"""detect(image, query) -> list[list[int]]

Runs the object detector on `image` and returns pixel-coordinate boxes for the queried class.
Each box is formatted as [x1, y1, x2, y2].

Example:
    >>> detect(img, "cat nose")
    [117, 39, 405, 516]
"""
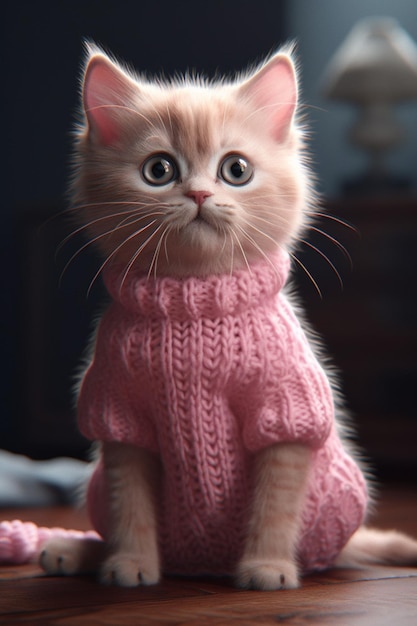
[186, 190, 213, 207]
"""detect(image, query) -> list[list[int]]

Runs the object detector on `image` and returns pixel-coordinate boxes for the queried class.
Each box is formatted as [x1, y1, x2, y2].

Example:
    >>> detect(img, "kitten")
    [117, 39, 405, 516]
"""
[40, 44, 417, 590]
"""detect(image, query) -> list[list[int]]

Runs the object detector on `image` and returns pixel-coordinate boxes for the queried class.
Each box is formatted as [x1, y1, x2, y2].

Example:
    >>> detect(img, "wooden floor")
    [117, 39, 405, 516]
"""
[1, 485, 417, 625]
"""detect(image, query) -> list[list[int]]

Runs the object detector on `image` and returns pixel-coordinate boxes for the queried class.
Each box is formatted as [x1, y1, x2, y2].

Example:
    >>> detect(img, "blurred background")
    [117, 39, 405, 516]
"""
[2, 0, 417, 488]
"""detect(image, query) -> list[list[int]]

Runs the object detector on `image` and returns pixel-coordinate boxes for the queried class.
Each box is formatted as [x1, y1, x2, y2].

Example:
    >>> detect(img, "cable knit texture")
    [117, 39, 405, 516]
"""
[78, 250, 368, 575]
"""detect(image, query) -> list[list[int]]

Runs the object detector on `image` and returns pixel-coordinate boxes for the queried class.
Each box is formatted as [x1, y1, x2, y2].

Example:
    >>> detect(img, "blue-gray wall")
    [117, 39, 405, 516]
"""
[287, 0, 417, 196]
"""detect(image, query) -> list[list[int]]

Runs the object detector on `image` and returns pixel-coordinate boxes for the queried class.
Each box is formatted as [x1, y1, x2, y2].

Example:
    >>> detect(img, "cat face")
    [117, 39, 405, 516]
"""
[71, 45, 309, 277]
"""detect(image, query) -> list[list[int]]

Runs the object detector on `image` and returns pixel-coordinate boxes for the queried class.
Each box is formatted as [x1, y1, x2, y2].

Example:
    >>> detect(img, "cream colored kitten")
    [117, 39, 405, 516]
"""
[40, 44, 417, 590]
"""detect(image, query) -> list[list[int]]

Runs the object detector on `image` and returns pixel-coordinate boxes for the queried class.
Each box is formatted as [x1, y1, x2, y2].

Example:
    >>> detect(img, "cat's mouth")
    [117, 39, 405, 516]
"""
[180, 210, 224, 249]
[192, 214, 210, 226]
[189, 208, 217, 231]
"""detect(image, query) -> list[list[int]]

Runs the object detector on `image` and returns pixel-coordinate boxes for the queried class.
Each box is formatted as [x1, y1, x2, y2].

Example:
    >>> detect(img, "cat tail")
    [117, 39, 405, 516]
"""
[0, 519, 102, 565]
[335, 526, 417, 568]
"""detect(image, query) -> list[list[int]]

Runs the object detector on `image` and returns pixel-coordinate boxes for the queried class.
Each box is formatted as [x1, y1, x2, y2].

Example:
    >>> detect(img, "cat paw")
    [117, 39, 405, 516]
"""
[99, 552, 160, 587]
[236, 557, 300, 591]
[40, 537, 104, 576]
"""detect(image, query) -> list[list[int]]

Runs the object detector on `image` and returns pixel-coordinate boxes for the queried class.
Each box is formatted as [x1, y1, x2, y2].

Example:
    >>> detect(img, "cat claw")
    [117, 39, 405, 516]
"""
[40, 538, 85, 575]
[99, 552, 160, 587]
[236, 557, 300, 591]
[40, 537, 105, 576]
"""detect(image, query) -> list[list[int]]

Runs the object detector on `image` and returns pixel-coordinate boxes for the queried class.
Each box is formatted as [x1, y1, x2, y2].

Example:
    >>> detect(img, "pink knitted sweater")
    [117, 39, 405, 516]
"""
[79, 251, 367, 576]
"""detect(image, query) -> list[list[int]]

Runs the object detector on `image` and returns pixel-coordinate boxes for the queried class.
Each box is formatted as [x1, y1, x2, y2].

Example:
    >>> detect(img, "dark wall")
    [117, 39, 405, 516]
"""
[5, 0, 288, 210]
[3, 1, 288, 457]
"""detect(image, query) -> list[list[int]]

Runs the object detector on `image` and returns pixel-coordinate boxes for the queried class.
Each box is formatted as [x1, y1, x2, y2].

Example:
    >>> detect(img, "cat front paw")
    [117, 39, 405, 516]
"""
[100, 551, 160, 587]
[236, 557, 300, 590]
[40, 537, 104, 576]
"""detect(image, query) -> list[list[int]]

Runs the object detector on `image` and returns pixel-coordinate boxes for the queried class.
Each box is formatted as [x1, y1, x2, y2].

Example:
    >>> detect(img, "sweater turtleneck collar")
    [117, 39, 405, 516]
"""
[103, 250, 290, 321]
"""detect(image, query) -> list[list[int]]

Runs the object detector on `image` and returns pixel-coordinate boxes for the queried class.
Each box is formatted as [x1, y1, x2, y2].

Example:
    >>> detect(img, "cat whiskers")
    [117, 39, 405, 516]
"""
[236, 215, 323, 297]
[311, 212, 359, 270]
[231, 229, 252, 275]
[219, 224, 231, 259]
[252, 213, 345, 290]
[40, 199, 152, 231]
[56, 203, 163, 257]
[287, 251, 323, 299]
[147, 223, 173, 279]
[54, 196, 167, 235]
[309, 225, 353, 270]
[248, 206, 356, 293]
[86, 219, 161, 297]
[300, 211, 359, 292]
[298, 238, 343, 289]
[233, 222, 281, 278]
[250, 193, 298, 203]
[59, 209, 164, 291]
[229, 228, 235, 278]
[58, 227, 117, 288]
[313, 212, 358, 234]
[118, 221, 167, 291]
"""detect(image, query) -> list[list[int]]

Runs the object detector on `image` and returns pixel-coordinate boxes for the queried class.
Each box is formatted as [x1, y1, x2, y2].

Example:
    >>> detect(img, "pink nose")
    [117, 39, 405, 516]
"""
[186, 190, 213, 207]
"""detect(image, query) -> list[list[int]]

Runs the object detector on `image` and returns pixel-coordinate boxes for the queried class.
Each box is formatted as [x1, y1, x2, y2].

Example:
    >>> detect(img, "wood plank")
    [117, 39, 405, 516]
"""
[1, 487, 416, 625]
[1, 577, 416, 626]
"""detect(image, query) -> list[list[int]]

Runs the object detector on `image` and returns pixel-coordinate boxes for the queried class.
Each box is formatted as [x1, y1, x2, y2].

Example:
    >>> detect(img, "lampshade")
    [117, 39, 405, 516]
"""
[322, 17, 417, 103]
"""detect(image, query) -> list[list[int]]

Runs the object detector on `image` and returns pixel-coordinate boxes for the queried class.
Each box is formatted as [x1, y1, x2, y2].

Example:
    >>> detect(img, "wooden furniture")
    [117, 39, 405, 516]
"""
[293, 194, 417, 479]
[13, 206, 101, 459]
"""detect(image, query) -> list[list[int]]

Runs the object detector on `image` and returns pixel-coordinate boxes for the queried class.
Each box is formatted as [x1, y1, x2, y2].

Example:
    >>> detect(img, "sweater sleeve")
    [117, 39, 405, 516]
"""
[77, 305, 158, 452]
[242, 297, 334, 452]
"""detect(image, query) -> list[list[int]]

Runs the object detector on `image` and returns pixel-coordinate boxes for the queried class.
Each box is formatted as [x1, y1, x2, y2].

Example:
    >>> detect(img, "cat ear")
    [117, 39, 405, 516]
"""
[237, 53, 297, 142]
[83, 51, 137, 145]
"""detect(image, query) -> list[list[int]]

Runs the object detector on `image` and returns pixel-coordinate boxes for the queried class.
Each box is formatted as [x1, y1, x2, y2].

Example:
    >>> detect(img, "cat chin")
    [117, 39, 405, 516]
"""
[176, 219, 224, 251]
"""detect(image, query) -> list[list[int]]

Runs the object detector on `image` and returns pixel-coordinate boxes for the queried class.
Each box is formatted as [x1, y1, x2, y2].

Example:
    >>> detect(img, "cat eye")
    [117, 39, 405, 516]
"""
[141, 154, 179, 186]
[219, 155, 253, 186]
